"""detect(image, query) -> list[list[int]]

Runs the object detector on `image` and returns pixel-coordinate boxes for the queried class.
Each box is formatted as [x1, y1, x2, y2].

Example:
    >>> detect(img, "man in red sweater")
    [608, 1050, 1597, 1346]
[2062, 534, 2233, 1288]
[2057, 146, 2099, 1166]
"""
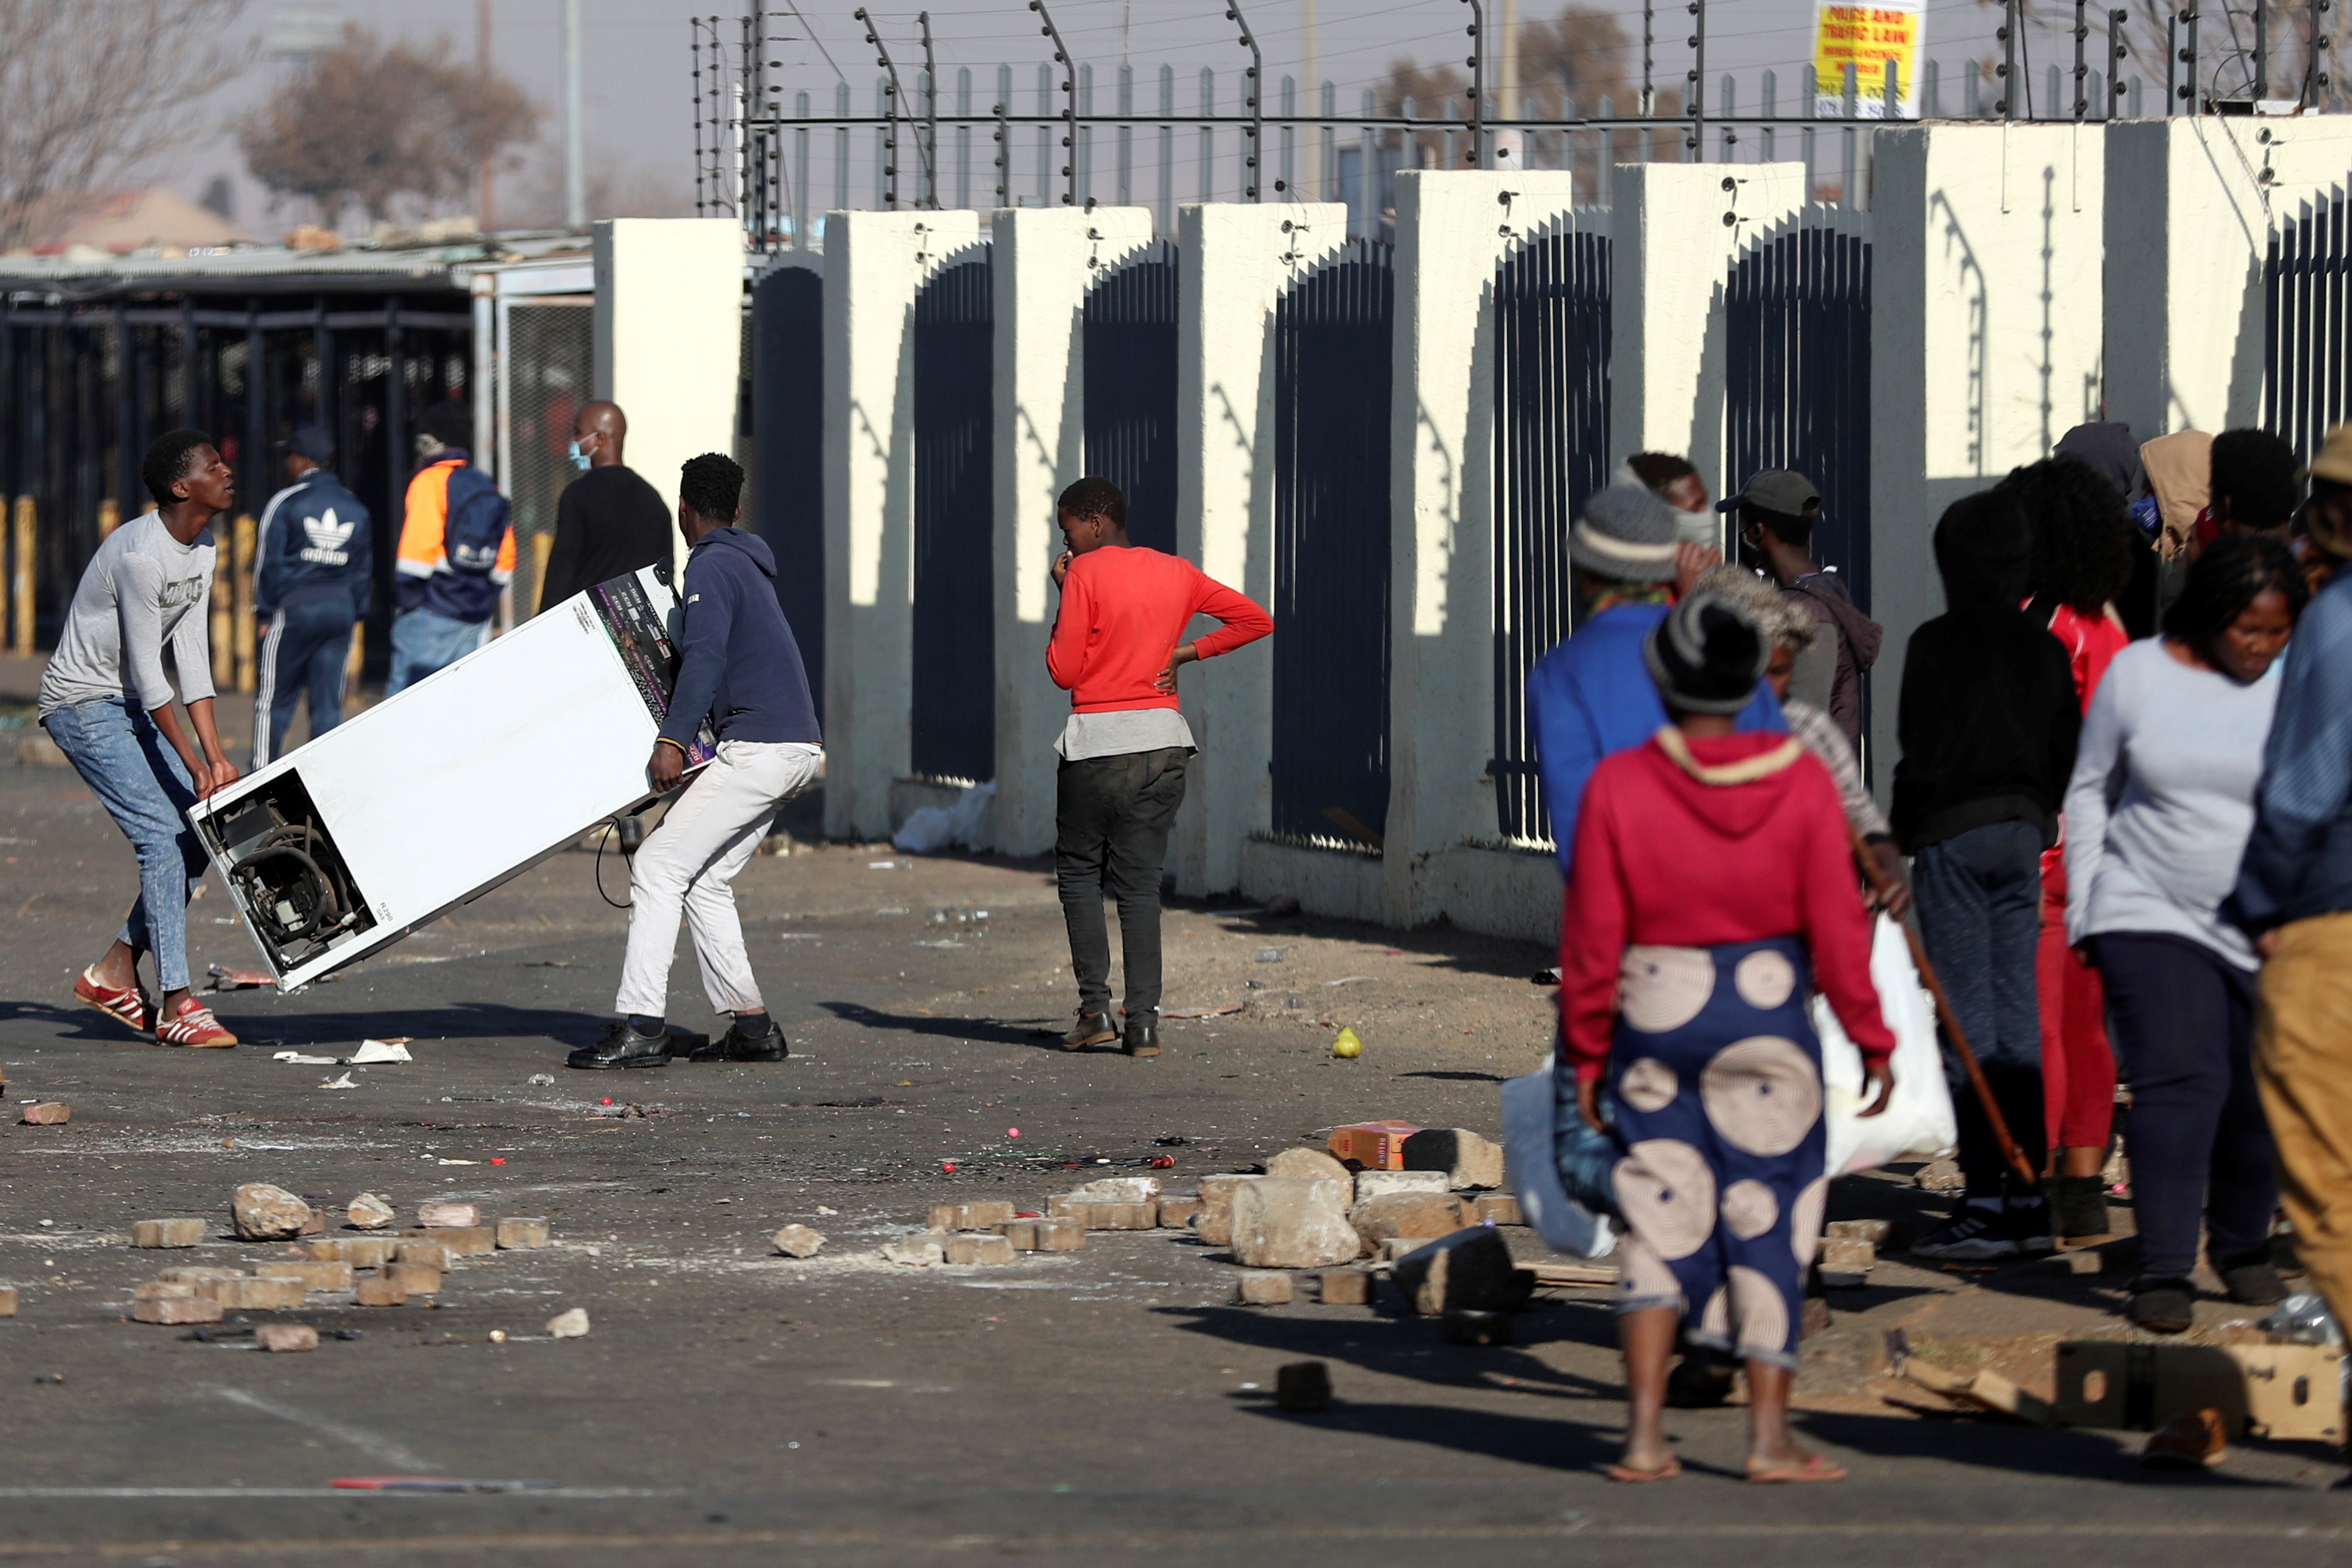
[1046, 477, 1273, 1057]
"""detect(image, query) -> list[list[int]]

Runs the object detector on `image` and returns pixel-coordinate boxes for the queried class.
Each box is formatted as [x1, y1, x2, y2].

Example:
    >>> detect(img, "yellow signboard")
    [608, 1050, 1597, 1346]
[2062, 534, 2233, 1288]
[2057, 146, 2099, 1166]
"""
[1813, 1, 1926, 118]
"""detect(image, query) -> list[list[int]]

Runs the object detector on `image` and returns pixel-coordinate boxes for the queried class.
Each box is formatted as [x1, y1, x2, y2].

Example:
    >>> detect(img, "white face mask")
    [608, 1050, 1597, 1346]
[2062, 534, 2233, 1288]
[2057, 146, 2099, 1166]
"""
[566, 439, 592, 472]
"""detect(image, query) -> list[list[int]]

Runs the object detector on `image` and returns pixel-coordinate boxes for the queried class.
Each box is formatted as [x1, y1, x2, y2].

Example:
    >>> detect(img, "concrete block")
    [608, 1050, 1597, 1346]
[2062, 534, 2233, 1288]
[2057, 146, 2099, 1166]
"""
[347, 1192, 396, 1230]
[1442, 1309, 1514, 1345]
[1235, 1270, 1294, 1304]
[1348, 1192, 1475, 1250]
[206, 1277, 306, 1311]
[386, 1263, 442, 1294]
[1267, 1147, 1351, 1184]
[944, 1231, 1015, 1265]
[1316, 1267, 1374, 1306]
[1825, 1219, 1892, 1247]
[1818, 1236, 1875, 1288]
[256, 1324, 318, 1353]
[230, 1183, 310, 1241]
[1053, 1177, 1161, 1206]
[546, 1306, 590, 1338]
[256, 1262, 352, 1291]
[134, 1295, 222, 1324]
[0, 1285, 14, 1316]
[353, 1276, 407, 1307]
[395, 1241, 452, 1272]
[1066, 1201, 1157, 1230]
[1474, 1194, 1524, 1227]
[131, 1218, 206, 1248]
[133, 1280, 198, 1300]
[18, 1101, 68, 1125]
[771, 1224, 826, 1258]
[883, 1234, 948, 1266]
[412, 1226, 494, 1257]
[301, 1208, 325, 1235]
[1276, 1359, 1331, 1411]
[1230, 1179, 1361, 1270]
[496, 1218, 551, 1250]
[1353, 1170, 1451, 1203]
[1392, 1228, 1535, 1317]
[1002, 1219, 1039, 1251]
[332, 1238, 398, 1269]
[1034, 1218, 1085, 1252]
[416, 1201, 481, 1229]
[1155, 1195, 1202, 1228]
[158, 1265, 244, 1282]
[1402, 1128, 1505, 1190]
[1191, 1174, 1262, 1247]
[929, 1201, 1016, 1232]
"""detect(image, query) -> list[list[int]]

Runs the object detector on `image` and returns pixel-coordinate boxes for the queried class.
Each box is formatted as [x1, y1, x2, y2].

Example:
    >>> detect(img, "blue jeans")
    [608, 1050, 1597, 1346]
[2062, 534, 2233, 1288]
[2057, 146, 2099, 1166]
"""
[41, 698, 207, 992]
[1912, 819, 2047, 1192]
[254, 598, 355, 769]
[384, 608, 488, 696]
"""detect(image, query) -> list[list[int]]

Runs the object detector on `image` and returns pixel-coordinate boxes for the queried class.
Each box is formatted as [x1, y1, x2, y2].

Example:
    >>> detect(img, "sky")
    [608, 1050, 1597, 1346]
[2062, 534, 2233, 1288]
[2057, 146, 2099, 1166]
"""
[163, 1, 2252, 233]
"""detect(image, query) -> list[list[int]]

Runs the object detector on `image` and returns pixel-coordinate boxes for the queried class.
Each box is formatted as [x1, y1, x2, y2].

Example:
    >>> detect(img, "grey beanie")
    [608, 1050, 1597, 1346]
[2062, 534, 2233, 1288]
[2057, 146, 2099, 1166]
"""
[1642, 590, 1769, 715]
[1568, 481, 1686, 583]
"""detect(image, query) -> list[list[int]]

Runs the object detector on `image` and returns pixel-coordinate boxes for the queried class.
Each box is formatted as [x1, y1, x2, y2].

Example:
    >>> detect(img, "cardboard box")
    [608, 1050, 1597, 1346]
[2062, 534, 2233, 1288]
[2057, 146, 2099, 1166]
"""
[2052, 1339, 2343, 1441]
[1326, 1122, 1423, 1171]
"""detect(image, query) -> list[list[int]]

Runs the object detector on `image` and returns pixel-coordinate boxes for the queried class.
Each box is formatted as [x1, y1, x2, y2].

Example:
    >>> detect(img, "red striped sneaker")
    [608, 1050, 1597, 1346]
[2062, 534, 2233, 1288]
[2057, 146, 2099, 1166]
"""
[154, 996, 237, 1048]
[73, 968, 153, 1036]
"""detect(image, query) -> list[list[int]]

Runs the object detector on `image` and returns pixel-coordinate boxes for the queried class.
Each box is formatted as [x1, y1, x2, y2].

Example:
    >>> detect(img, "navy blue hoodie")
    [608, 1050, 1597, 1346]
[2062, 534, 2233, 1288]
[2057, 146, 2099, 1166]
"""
[660, 526, 821, 749]
[253, 469, 372, 620]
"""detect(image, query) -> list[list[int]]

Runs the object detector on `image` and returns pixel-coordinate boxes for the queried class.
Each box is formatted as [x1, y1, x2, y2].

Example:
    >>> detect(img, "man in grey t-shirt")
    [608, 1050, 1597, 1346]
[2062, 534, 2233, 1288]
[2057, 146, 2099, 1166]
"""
[37, 430, 243, 1048]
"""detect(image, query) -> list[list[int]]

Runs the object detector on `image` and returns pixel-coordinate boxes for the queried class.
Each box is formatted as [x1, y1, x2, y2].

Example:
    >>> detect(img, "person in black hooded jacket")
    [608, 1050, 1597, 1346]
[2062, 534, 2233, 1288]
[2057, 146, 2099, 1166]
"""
[1895, 488, 2080, 1263]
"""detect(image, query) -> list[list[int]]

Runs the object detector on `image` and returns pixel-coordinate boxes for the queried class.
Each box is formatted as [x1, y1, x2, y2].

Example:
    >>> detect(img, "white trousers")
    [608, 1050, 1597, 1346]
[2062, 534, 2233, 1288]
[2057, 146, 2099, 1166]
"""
[614, 739, 823, 1019]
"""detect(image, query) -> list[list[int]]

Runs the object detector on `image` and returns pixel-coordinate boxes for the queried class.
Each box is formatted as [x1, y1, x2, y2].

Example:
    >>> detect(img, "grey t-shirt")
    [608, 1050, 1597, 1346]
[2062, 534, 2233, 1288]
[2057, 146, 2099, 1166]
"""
[36, 511, 217, 717]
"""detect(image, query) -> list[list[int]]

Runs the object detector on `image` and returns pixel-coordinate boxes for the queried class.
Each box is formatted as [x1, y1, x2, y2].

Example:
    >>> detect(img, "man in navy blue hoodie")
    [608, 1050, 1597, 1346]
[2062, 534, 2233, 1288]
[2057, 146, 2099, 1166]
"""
[251, 424, 371, 769]
[572, 453, 823, 1070]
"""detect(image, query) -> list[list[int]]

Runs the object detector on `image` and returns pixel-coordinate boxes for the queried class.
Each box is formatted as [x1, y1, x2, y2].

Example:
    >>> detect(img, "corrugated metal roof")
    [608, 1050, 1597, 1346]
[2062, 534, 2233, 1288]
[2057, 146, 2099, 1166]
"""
[0, 234, 592, 300]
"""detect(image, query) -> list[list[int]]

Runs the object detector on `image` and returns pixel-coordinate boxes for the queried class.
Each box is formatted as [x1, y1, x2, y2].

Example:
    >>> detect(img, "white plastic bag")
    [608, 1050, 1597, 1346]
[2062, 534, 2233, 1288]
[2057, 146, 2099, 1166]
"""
[1814, 914, 1958, 1176]
[892, 780, 996, 853]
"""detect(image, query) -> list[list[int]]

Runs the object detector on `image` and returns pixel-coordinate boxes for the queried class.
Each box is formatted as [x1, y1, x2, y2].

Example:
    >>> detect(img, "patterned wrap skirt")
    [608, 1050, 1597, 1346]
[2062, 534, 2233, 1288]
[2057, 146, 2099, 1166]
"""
[1607, 934, 1828, 1370]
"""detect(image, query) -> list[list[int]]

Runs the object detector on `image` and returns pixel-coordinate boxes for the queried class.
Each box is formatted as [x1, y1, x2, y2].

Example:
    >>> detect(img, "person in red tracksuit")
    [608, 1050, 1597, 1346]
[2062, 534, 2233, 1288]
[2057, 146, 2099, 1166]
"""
[1044, 476, 1271, 1059]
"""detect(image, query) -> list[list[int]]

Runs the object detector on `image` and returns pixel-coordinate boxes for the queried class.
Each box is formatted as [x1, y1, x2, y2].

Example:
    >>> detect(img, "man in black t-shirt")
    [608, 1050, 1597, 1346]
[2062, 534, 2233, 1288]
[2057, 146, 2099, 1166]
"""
[536, 400, 672, 610]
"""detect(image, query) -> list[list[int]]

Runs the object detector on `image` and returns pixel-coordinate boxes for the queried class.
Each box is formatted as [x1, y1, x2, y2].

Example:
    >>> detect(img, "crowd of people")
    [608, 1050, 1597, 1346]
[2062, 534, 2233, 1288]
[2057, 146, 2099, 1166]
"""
[25, 380, 2352, 1485]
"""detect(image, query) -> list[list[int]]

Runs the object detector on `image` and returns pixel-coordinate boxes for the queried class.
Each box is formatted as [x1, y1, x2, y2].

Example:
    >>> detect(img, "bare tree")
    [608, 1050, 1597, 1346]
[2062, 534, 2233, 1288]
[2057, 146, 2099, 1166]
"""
[1981, 1, 2343, 113]
[237, 28, 539, 229]
[0, 0, 251, 253]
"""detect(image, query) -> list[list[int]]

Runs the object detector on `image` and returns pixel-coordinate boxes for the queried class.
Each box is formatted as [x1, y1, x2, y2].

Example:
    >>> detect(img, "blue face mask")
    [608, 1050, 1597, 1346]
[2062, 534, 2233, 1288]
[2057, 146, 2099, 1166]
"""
[566, 439, 591, 472]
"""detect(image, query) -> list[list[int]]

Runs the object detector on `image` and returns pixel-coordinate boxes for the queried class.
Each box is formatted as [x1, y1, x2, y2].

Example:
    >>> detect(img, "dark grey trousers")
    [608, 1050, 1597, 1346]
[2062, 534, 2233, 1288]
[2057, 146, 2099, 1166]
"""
[1055, 747, 1190, 1019]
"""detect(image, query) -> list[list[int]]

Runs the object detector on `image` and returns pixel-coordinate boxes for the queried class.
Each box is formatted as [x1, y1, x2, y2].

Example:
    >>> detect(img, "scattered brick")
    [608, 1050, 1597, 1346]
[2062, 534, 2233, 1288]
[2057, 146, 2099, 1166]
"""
[131, 1218, 206, 1248]
[1316, 1267, 1374, 1306]
[1235, 1270, 1294, 1305]
[1155, 1194, 1202, 1229]
[928, 1201, 1015, 1232]
[496, 1218, 551, 1250]
[353, 1277, 406, 1307]
[301, 1208, 325, 1235]
[771, 1224, 826, 1258]
[395, 1241, 452, 1272]
[1392, 1228, 1534, 1316]
[883, 1234, 946, 1266]
[133, 1280, 198, 1300]
[1051, 1177, 1159, 1206]
[158, 1266, 245, 1282]
[546, 1307, 590, 1338]
[1034, 1218, 1085, 1252]
[1230, 1179, 1360, 1269]
[346, 1193, 396, 1230]
[255, 1324, 318, 1353]
[1276, 1360, 1331, 1411]
[1265, 1148, 1350, 1184]
[332, 1238, 398, 1269]
[1349, 1192, 1475, 1250]
[1474, 1194, 1525, 1227]
[207, 1277, 306, 1311]
[257, 1262, 352, 1291]
[18, 1102, 68, 1125]
[1066, 1200, 1157, 1230]
[1402, 1128, 1505, 1190]
[1191, 1174, 1262, 1247]
[1825, 1219, 1893, 1247]
[386, 1263, 442, 1295]
[134, 1295, 222, 1324]
[0, 1286, 16, 1316]
[944, 1231, 1014, 1265]
[416, 1201, 481, 1229]
[1818, 1236, 1875, 1289]
[1002, 1219, 1040, 1250]
[231, 1183, 311, 1241]
[1353, 1170, 1451, 1203]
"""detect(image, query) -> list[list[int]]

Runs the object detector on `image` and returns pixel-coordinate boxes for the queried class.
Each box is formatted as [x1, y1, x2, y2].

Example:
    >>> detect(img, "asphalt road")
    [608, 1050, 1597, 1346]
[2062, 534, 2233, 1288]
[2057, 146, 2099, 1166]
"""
[0, 755, 2346, 1566]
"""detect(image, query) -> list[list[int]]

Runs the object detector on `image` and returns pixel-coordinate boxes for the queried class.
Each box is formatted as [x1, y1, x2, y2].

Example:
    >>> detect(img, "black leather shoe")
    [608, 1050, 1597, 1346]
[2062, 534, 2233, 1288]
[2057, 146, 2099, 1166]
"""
[2218, 1257, 2288, 1307]
[1061, 1012, 1116, 1051]
[568, 1019, 671, 1070]
[691, 1017, 788, 1062]
[2127, 1276, 2198, 1334]
[1123, 1012, 1160, 1058]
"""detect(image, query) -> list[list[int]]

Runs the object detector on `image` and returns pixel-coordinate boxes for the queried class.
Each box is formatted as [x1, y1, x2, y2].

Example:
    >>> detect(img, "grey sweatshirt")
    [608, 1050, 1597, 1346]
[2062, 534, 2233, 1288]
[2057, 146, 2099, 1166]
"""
[36, 511, 218, 718]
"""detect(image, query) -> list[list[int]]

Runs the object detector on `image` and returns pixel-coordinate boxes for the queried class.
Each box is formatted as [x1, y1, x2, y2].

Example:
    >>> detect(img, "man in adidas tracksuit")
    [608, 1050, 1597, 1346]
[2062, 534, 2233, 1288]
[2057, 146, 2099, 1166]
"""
[251, 424, 371, 769]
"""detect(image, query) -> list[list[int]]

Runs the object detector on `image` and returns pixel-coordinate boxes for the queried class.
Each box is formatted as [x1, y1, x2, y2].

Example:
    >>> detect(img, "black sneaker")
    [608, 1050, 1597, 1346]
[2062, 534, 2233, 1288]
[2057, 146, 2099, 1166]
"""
[2005, 1200, 2057, 1257]
[2127, 1276, 2198, 1334]
[690, 1017, 789, 1062]
[1123, 1012, 1160, 1058]
[1909, 1207, 2019, 1262]
[568, 1018, 671, 1071]
[2218, 1257, 2288, 1307]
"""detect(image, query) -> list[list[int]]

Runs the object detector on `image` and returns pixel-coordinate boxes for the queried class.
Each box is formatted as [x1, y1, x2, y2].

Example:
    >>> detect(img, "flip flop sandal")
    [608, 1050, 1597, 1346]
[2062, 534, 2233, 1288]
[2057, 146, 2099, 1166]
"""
[74, 968, 153, 1035]
[1746, 1454, 1848, 1484]
[1605, 1457, 1683, 1483]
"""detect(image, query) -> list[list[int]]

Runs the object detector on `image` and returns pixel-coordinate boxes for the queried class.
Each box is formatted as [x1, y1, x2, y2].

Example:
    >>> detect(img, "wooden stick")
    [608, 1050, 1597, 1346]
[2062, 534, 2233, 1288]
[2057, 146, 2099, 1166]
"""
[1848, 826, 2039, 1187]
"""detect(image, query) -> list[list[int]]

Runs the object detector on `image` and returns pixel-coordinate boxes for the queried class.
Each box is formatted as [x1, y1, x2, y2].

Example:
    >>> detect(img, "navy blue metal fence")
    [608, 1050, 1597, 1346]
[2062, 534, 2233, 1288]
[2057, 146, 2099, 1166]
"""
[2265, 192, 2349, 467]
[1082, 241, 1179, 553]
[911, 251, 995, 784]
[1722, 216, 1873, 612]
[1271, 239, 1394, 850]
[752, 264, 825, 719]
[1490, 225, 1612, 844]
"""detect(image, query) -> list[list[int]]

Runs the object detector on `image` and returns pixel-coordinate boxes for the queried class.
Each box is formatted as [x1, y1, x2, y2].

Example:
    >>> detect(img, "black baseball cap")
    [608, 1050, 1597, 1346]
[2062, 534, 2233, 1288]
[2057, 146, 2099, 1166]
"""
[275, 424, 334, 463]
[1716, 469, 1821, 516]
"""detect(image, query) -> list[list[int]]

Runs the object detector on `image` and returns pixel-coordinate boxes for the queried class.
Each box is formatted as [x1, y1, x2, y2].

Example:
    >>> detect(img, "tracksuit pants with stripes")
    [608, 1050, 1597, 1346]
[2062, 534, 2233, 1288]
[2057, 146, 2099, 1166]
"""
[252, 597, 357, 770]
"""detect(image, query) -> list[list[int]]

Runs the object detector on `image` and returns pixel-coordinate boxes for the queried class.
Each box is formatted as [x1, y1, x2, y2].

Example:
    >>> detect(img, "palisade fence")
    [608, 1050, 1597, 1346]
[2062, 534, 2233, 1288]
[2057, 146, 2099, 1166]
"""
[909, 246, 997, 786]
[752, 263, 825, 718]
[688, 0, 2286, 254]
[1489, 214, 1612, 846]
[1081, 239, 1180, 555]
[1270, 239, 1395, 852]
[2265, 185, 2352, 465]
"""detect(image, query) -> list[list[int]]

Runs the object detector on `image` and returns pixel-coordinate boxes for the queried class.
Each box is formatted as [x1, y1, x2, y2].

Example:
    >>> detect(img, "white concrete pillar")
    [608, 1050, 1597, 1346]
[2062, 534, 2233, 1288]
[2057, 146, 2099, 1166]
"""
[989, 207, 1158, 858]
[591, 219, 746, 580]
[1168, 202, 1346, 895]
[2104, 117, 2352, 440]
[1380, 169, 1583, 929]
[820, 209, 985, 841]
[1605, 162, 1807, 491]
[1869, 124, 2106, 791]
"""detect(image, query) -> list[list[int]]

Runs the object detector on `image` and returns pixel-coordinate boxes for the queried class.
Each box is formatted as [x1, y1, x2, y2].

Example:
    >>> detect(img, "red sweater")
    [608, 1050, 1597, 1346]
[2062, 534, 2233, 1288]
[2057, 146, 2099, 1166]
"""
[1046, 546, 1272, 711]
[1562, 730, 1894, 1084]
